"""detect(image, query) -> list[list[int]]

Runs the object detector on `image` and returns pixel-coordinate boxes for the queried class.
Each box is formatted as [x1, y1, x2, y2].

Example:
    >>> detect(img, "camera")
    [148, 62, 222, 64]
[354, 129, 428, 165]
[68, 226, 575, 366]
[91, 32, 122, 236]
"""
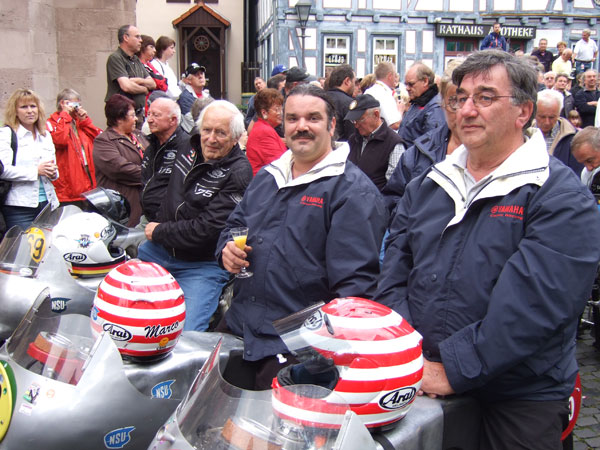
[68, 101, 81, 110]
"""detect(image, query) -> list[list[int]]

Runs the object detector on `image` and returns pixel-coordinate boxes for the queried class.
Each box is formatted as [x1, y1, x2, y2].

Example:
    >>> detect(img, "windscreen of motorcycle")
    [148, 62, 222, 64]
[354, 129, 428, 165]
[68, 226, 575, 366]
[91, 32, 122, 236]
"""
[6, 289, 99, 386]
[0, 205, 83, 277]
[175, 339, 350, 449]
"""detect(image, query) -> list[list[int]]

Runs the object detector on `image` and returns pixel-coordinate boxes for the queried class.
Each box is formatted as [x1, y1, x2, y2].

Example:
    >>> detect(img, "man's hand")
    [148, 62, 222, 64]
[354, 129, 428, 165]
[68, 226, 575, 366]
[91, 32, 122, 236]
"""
[222, 240, 252, 274]
[145, 222, 160, 240]
[418, 359, 455, 398]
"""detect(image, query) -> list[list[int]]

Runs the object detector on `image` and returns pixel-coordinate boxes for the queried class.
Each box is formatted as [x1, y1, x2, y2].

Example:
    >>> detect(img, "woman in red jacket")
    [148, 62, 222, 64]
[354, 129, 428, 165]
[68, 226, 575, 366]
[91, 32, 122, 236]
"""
[245, 88, 286, 176]
[47, 88, 102, 206]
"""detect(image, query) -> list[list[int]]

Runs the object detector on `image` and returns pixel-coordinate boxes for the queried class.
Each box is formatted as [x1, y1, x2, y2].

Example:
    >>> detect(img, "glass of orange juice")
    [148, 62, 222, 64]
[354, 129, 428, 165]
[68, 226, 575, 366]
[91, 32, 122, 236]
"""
[230, 227, 253, 278]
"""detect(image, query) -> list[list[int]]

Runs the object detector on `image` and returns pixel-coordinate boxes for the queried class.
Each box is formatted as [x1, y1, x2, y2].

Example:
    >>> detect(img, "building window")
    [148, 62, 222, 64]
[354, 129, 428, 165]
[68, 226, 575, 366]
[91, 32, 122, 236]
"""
[324, 36, 350, 77]
[444, 39, 476, 56]
[373, 37, 398, 68]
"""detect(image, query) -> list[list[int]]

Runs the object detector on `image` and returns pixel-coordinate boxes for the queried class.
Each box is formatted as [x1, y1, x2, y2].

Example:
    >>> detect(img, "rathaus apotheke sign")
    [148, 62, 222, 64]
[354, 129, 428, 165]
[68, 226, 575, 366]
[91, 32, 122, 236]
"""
[436, 24, 536, 39]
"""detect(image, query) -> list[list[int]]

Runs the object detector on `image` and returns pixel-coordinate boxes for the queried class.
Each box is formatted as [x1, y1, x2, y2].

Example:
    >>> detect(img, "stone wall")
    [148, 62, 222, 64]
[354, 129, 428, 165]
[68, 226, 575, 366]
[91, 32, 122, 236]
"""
[0, 0, 136, 128]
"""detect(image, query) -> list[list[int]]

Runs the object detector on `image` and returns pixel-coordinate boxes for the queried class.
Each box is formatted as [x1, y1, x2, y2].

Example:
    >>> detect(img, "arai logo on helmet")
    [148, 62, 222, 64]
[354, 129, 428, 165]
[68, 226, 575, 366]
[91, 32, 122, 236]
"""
[64, 252, 87, 262]
[379, 387, 417, 410]
[104, 426, 135, 449]
[304, 310, 323, 330]
[103, 323, 133, 341]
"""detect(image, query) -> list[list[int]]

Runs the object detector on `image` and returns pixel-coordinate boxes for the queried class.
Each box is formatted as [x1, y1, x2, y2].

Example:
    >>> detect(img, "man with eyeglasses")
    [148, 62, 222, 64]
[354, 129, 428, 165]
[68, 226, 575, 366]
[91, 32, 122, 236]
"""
[345, 94, 404, 191]
[397, 62, 446, 148]
[105, 25, 156, 127]
[377, 50, 600, 449]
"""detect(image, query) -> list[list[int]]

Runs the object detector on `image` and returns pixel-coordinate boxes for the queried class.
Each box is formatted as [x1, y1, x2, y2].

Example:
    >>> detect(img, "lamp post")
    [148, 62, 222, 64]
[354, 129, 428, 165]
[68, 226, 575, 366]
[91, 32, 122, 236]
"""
[295, 0, 311, 68]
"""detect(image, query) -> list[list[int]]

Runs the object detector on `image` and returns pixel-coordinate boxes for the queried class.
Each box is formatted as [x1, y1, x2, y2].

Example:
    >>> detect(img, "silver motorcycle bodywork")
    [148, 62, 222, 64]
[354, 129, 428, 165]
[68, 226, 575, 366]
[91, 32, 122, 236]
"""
[0, 205, 146, 342]
[0, 291, 244, 450]
[147, 339, 380, 450]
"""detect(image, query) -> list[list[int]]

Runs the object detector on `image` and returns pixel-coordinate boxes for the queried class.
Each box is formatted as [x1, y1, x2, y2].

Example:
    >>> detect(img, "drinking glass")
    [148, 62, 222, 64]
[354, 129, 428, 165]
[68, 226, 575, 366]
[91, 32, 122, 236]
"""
[230, 227, 253, 278]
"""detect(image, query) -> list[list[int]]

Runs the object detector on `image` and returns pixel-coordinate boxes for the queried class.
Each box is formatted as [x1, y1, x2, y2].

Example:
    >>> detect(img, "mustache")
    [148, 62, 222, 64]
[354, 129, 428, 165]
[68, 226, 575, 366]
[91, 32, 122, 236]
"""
[291, 131, 315, 140]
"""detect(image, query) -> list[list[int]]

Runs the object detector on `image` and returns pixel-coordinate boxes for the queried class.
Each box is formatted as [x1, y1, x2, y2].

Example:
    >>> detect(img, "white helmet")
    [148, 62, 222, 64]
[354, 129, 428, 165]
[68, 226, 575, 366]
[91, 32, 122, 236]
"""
[52, 212, 126, 277]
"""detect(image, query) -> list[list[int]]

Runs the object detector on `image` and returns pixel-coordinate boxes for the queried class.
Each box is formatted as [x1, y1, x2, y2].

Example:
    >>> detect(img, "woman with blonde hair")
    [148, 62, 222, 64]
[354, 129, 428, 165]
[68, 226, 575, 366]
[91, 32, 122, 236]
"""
[0, 88, 59, 230]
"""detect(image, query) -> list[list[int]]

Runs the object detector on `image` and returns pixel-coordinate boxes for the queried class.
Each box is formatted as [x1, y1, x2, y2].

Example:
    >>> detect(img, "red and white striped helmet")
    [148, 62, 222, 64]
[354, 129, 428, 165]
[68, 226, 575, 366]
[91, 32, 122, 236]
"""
[91, 260, 185, 361]
[272, 297, 423, 430]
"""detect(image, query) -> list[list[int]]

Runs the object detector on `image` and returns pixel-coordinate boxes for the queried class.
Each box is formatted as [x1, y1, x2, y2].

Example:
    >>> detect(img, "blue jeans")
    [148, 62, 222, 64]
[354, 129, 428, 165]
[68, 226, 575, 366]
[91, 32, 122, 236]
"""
[137, 240, 230, 331]
[3, 201, 48, 231]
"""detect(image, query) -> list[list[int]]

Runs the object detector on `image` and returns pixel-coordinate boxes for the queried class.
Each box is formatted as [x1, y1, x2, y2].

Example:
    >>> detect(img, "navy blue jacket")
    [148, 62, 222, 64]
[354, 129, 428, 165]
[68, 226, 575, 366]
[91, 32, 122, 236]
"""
[377, 131, 600, 402]
[383, 123, 449, 211]
[216, 145, 387, 361]
[397, 94, 445, 148]
[480, 32, 507, 51]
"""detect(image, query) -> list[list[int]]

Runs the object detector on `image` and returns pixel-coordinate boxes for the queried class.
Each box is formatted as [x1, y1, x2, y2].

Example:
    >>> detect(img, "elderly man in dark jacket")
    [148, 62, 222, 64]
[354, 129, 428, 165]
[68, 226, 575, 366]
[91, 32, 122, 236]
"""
[398, 62, 445, 148]
[345, 94, 404, 191]
[139, 100, 252, 331]
[536, 88, 581, 173]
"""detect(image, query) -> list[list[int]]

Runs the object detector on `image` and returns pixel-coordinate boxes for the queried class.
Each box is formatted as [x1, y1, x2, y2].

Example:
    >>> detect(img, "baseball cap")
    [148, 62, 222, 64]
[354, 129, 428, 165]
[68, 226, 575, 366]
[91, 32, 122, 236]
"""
[184, 63, 206, 77]
[286, 66, 310, 83]
[344, 94, 380, 121]
[271, 64, 288, 76]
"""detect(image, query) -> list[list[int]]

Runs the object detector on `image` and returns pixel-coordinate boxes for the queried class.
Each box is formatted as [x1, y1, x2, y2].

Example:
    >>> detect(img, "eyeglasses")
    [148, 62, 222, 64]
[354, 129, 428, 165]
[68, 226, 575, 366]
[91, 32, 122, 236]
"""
[447, 93, 513, 111]
[351, 113, 370, 125]
[405, 80, 422, 88]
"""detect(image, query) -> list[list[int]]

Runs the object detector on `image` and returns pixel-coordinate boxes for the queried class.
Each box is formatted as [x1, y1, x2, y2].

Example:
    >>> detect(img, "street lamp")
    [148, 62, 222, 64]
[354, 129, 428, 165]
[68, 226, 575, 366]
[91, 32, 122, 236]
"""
[295, 0, 312, 68]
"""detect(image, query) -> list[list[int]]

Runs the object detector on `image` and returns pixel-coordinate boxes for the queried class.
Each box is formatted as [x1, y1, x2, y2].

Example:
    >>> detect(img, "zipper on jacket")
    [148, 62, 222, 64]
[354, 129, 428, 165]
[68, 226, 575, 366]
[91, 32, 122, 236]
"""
[430, 166, 466, 203]
[465, 166, 547, 209]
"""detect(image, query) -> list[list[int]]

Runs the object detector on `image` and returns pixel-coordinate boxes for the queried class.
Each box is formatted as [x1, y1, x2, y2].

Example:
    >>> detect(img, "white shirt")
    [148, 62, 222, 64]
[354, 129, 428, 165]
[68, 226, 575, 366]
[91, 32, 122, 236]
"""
[364, 81, 402, 127]
[574, 38, 598, 62]
[151, 59, 182, 98]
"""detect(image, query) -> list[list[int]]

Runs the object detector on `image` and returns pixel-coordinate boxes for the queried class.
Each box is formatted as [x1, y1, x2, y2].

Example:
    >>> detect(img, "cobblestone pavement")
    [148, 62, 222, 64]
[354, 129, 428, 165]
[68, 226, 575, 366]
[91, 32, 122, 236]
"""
[574, 316, 600, 450]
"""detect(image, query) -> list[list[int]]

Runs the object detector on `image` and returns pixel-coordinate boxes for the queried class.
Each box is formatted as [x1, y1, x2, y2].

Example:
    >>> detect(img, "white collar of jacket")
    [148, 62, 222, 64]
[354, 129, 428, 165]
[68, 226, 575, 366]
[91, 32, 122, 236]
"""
[265, 142, 350, 189]
[427, 128, 550, 228]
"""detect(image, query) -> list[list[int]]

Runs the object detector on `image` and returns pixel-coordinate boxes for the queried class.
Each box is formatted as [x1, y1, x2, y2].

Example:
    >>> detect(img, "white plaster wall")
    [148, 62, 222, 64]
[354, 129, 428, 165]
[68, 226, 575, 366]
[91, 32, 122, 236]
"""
[493, 0, 516, 10]
[534, 30, 565, 48]
[522, 0, 549, 10]
[406, 30, 417, 54]
[323, 0, 352, 7]
[423, 30, 434, 53]
[450, 0, 474, 11]
[373, 0, 402, 9]
[415, 0, 444, 11]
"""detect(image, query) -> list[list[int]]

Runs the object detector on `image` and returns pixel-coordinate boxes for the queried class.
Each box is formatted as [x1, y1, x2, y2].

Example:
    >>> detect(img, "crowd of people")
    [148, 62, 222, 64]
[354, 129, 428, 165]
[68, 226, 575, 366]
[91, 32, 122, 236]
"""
[2, 21, 600, 449]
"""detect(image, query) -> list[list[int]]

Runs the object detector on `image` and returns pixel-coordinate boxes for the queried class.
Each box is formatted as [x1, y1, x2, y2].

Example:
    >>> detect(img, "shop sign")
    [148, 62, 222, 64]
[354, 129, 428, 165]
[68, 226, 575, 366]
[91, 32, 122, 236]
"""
[436, 24, 535, 40]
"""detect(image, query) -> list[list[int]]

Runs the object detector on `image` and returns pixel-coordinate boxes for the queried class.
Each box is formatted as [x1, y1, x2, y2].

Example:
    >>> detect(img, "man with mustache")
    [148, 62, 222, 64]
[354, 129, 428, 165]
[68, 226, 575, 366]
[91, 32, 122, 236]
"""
[215, 84, 387, 390]
[377, 50, 600, 449]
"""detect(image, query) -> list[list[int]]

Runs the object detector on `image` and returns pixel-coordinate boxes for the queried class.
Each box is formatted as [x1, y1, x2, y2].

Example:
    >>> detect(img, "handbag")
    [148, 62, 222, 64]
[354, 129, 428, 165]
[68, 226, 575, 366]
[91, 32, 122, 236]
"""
[0, 126, 18, 205]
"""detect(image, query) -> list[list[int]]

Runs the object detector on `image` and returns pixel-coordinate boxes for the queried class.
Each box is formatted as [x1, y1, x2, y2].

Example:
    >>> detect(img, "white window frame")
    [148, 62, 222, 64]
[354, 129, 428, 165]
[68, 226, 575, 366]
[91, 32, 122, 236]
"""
[323, 35, 351, 76]
[372, 36, 399, 69]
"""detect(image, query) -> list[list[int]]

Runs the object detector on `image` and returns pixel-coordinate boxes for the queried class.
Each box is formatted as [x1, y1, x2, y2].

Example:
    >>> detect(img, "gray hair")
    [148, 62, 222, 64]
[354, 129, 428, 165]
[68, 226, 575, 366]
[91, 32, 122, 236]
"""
[452, 50, 538, 129]
[572, 126, 600, 153]
[537, 88, 563, 111]
[56, 88, 80, 110]
[196, 100, 245, 141]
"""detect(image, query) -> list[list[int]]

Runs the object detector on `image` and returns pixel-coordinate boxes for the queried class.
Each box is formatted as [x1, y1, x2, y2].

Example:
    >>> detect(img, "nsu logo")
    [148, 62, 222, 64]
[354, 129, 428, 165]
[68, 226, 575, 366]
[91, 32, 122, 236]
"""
[378, 387, 417, 410]
[104, 426, 135, 449]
